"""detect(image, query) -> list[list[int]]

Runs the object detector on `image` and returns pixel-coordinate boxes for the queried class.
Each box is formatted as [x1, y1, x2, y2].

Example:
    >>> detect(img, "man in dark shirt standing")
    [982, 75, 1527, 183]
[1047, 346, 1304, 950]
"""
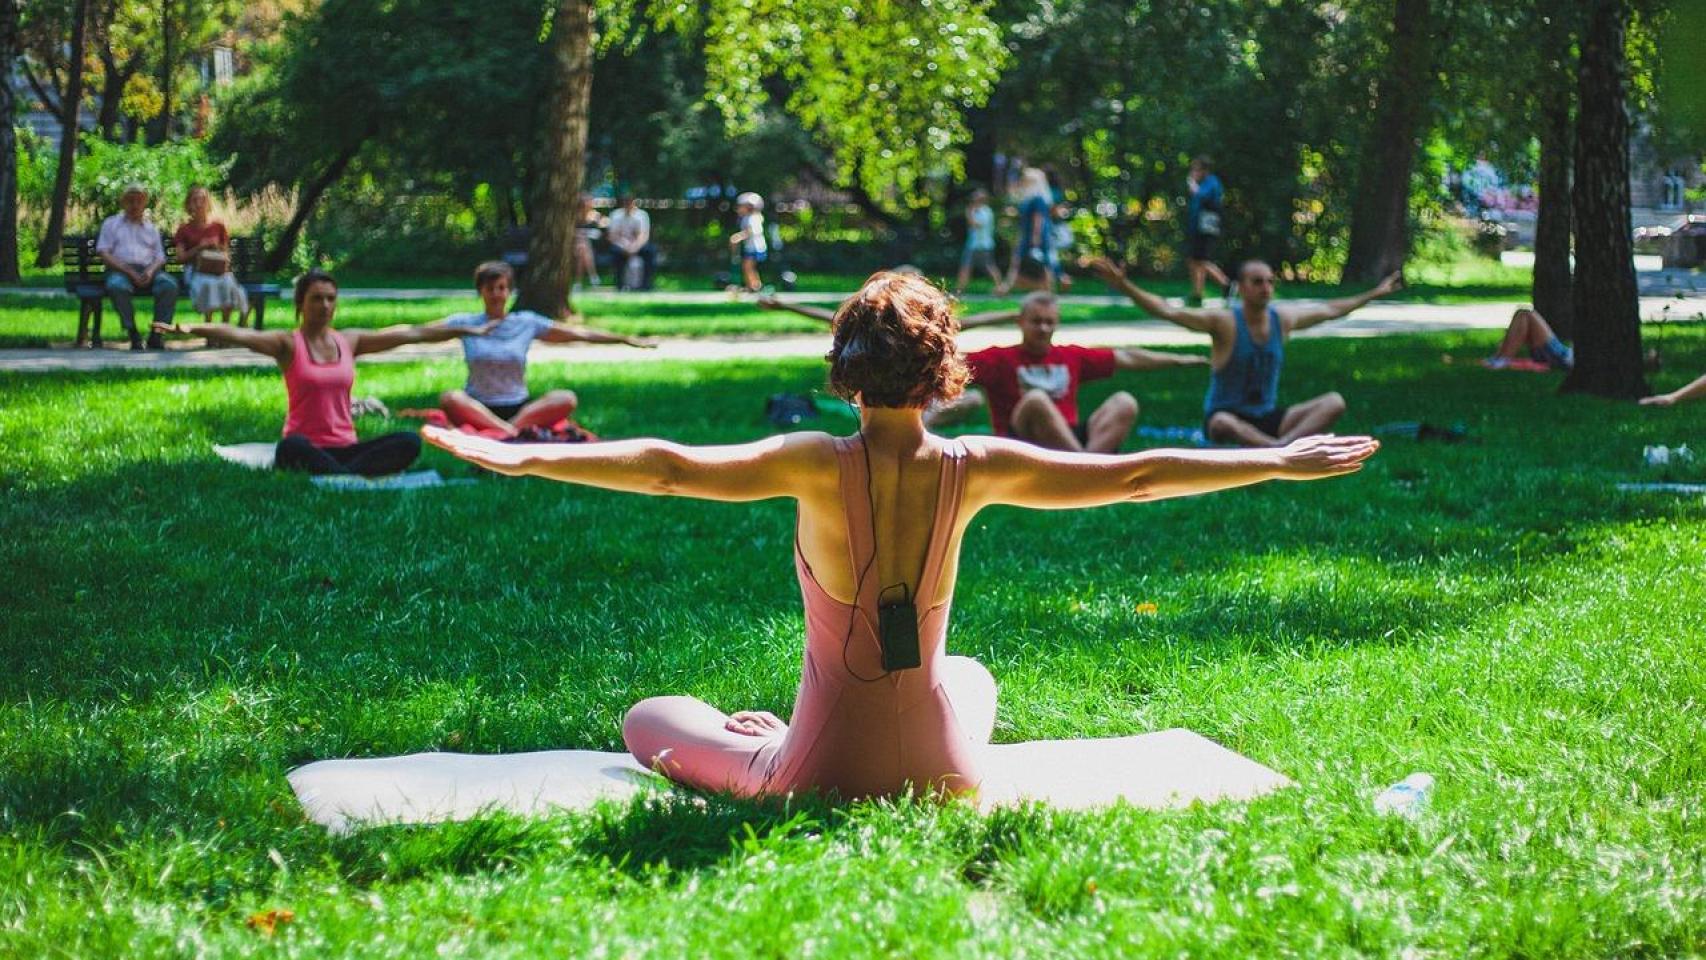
[1185, 157, 1231, 307]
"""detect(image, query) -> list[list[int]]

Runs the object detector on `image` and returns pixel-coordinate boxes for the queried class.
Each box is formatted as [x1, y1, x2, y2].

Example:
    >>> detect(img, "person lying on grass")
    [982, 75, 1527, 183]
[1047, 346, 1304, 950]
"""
[423, 270, 1378, 802]
[153, 269, 484, 477]
[439, 261, 655, 439]
[1084, 256, 1402, 447]
[1640, 371, 1706, 407]
[1481, 307, 1574, 371]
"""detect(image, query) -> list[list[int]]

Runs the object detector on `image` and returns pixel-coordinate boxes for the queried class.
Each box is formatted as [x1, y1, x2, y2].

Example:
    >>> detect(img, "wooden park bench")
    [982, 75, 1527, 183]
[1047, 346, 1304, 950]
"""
[62, 234, 282, 346]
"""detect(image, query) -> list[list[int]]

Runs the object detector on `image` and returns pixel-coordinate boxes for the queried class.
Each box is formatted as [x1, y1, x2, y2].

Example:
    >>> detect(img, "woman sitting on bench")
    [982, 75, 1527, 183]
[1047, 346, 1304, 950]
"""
[154, 270, 485, 476]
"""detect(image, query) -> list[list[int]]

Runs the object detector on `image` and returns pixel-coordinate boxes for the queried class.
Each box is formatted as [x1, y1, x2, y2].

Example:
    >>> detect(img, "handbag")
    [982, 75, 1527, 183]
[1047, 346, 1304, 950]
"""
[196, 249, 231, 276]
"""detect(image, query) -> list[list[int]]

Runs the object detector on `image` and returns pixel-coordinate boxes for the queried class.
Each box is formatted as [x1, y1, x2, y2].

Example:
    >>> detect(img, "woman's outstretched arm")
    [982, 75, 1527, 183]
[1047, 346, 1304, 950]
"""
[967, 434, 1377, 511]
[153, 322, 291, 364]
[423, 425, 834, 502]
[347, 322, 482, 355]
[1640, 372, 1706, 406]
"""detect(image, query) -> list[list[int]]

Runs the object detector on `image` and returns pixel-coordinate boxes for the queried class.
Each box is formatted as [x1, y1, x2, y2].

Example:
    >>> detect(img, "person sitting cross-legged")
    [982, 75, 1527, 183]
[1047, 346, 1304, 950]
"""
[439, 261, 656, 438]
[1085, 256, 1401, 447]
[154, 270, 484, 476]
[421, 269, 1380, 802]
[925, 291, 1208, 453]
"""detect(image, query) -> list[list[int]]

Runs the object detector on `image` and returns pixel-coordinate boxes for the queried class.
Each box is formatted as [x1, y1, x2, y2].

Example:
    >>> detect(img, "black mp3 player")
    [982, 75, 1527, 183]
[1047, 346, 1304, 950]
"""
[878, 596, 921, 671]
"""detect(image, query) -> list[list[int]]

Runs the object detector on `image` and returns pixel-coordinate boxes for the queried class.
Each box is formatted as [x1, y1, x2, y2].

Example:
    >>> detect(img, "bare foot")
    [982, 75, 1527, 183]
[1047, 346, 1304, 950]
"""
[725, 710, 787, 737]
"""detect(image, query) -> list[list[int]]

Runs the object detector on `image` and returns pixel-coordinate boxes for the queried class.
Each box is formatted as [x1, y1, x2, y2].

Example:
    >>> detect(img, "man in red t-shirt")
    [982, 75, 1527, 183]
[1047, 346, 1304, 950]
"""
[929, 292, 1208, 452]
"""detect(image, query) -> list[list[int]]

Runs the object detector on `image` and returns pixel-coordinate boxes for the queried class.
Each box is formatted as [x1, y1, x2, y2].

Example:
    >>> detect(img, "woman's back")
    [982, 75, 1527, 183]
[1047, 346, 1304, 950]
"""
[794, 429, 969, 607]
[772, 430, 985, 797]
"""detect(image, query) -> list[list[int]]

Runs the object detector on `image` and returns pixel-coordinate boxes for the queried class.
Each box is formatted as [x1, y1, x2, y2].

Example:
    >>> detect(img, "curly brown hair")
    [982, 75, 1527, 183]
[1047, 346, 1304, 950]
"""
[826, 271, 969, 408]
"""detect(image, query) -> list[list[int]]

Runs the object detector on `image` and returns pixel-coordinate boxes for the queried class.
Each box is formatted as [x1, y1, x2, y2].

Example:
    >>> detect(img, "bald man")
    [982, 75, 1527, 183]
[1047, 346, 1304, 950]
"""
[1086, 257, 1400, 447]
[927, 291, 1207, 452]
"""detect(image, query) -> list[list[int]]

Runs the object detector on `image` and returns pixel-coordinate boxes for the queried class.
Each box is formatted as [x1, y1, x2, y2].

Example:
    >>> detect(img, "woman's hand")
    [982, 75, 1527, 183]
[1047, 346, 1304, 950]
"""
[1638, 393, 1676, 406]
[422, 425, 534, 476]
[623, 335, 659, 349]
[1275, 435, 1379, 479]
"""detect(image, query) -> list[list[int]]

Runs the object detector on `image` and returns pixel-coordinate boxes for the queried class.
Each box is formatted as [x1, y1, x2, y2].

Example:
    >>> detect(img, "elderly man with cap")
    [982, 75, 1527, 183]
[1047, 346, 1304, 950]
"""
[96, 183, 179, 349]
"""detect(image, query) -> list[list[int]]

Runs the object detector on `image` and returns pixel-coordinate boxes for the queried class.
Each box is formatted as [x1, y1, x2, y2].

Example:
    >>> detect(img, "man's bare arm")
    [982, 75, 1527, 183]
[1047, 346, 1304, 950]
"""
[957, 309, 1019, 331]
[1112, 347, 1210, 371]
[1081, 256, 1222, 334]
[756, 295, 837, 325]
[1288, 271, 1403, 331]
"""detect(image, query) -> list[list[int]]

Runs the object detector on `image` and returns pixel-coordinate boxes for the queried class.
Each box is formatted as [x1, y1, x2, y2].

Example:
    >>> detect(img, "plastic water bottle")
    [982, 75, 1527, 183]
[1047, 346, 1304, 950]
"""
[1373, 773, 1434, 818]
[1645, 445, 1697, 467]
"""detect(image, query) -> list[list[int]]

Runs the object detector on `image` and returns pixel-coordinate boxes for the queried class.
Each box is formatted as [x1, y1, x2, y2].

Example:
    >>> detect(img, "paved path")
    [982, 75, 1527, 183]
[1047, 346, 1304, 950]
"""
[3, 294, 1703, 375]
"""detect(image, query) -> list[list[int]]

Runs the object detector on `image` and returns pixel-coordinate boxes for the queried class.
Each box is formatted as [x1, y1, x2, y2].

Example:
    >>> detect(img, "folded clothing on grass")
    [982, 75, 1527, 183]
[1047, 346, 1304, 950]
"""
[398, 408, 597, 443]
[289, 729, 1292, 833]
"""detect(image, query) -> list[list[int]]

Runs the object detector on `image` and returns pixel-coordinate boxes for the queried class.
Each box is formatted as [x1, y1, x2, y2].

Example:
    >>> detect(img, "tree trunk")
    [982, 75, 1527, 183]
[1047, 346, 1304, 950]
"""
[35, 0, 91, 268]
[517, 0, 594, 318]
[156, 0, 174, 142]
[261, 138, 365, 273]
[1532, 70, 1574, 339]
[1340, 0, 1433, 284]
[1562, 0, 1645, 399]
[0, 0, 19, 281]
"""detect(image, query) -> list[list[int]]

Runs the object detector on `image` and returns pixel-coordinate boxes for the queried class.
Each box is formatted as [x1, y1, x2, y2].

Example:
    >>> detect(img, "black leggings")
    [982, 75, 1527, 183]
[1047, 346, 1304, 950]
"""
[275, 433, 422, 477]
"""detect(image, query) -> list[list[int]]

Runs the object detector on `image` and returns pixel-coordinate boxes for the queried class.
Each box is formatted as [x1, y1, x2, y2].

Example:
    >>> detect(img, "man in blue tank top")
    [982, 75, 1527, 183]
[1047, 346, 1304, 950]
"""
[1084, 257, 1402, 446]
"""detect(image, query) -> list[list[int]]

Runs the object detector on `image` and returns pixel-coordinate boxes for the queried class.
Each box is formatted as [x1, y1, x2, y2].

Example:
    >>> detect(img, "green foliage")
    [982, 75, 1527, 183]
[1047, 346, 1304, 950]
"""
[700, 0, 1007, 209]
[67, 134, 230, 226]
[13, 126, 57, 214]
[982, 0, 1379, 274]
[2, 328, 1706, 954]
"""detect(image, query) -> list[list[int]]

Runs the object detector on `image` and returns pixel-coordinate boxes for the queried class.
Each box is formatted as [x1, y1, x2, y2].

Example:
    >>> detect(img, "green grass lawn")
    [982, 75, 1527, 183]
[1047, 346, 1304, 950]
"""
[3, 329, 1705, 956]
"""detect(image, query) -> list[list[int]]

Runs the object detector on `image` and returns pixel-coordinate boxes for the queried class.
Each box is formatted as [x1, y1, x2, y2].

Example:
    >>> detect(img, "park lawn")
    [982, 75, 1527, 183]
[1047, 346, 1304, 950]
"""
[2, 328, 1705, 957]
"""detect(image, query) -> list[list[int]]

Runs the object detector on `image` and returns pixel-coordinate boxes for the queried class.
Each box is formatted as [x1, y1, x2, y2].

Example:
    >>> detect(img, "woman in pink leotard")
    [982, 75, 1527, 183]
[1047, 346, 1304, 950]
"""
[424, 271, 1378, 802]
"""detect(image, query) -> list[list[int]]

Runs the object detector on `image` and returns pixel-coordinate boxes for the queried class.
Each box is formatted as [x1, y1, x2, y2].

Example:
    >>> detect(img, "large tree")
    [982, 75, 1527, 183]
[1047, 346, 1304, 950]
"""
[1340, 0, 1438, 284]
[519, 0, 595, 318]
[0, 0, 18, 281]
[1562, 0, 1645, 398]
[20, 0, 93, 268]
[1531, 22, 1575, 340]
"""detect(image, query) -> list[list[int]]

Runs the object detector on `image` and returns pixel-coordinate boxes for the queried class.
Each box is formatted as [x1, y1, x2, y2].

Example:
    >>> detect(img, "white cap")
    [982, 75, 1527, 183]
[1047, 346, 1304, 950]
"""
[735, 192, 764, 210]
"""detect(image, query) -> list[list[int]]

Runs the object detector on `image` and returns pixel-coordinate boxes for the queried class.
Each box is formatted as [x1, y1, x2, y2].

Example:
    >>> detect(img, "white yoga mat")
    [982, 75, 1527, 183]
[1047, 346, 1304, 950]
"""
[310, 470, 473, 491]
[212, 441, 277, 470]
[1616, 482, 1706, 494]
[288, 729, 1291, 833]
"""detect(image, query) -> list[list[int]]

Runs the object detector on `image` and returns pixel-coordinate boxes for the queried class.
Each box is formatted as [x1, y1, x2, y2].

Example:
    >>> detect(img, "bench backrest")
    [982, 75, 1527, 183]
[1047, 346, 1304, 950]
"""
[61, 234, 270, 291]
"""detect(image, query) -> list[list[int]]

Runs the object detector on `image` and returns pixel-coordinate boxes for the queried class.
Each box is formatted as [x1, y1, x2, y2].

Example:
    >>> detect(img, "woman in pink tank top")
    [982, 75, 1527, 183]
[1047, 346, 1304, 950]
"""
[426, 271, 1379, 802]
[156, 270, 490, 476]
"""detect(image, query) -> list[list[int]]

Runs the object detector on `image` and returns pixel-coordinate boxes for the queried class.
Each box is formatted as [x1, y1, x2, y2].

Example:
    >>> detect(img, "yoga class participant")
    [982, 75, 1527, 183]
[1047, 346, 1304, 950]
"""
[1085, 256, 1401, 447]
[927, 291, 1209, 453]
[154, 270, 479, 476]
[1641, 371, 1706, 406]
[438, 261, 655, 438]
[424, 270, 1378, 801]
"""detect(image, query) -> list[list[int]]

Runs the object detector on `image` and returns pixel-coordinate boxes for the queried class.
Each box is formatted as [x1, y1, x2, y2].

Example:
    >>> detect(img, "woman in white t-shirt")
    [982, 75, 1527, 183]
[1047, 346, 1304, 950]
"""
[728, 191, 768, 292]
[439, 261, 654, 437]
